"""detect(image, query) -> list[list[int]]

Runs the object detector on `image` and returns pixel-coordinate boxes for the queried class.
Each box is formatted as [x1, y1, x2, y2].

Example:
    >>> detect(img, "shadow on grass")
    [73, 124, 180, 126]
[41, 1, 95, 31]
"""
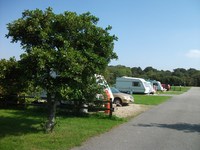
[0, 107, 47, 139]
[135, 123, 200, 134]
[0, 116, 43, 139]
[0, 106, 121, 139]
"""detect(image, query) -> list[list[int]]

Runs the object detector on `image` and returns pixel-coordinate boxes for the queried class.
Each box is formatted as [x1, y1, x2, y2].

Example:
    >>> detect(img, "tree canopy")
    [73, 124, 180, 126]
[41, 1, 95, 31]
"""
[0, 58, 25, 95]
[5, 7, 118, 132]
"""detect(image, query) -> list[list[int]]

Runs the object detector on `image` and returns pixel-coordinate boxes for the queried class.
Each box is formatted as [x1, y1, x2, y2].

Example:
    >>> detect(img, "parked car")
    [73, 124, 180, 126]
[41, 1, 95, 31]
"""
[111, 87, 134, 106]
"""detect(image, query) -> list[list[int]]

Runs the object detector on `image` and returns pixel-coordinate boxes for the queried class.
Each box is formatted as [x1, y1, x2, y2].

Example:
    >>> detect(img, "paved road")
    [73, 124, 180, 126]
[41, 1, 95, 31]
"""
[72, 87, 200, 150]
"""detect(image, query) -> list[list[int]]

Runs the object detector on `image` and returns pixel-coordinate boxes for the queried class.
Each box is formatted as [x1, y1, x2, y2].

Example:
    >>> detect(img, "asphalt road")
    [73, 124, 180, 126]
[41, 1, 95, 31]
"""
[72, 87, 200, 150]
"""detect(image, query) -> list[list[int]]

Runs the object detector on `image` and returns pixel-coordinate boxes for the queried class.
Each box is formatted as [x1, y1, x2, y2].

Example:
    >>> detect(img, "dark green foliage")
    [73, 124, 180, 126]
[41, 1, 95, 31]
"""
[6, 8, 118, 99]
[106, 65, 200, 86]
[105, 65, 132, 85]
[0, 58, 27, 95]
[6, 7, 118, 132]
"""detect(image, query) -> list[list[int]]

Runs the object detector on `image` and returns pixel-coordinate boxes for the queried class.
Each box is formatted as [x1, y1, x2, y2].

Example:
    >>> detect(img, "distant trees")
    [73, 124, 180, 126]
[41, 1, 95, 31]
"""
[104, 65, 131, 85]
[106, 65, 200, 86]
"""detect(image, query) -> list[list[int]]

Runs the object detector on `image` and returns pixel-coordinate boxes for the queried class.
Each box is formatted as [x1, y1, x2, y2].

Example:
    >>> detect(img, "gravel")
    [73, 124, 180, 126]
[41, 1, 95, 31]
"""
[113, 103, 152, 118]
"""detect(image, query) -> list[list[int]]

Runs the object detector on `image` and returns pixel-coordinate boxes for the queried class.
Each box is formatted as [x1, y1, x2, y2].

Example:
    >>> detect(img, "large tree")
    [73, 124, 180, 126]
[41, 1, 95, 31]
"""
[6, 8, 118, 132]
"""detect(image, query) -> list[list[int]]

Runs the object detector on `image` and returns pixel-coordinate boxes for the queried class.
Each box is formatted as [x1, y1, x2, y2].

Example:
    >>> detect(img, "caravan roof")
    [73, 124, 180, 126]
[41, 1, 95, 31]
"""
[117, 76, 146, 82]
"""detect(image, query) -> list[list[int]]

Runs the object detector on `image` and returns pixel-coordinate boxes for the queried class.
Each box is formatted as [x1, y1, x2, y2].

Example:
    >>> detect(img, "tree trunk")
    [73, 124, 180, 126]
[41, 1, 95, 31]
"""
[45, 92, 57, 133]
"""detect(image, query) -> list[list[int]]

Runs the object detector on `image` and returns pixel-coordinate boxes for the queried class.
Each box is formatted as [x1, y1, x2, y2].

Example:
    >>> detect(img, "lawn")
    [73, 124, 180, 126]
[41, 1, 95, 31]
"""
[133, 94, 172, 105]
[0, 107, 126, 150]
[133, 86, 191, 105]
[164, 86, 191, 95]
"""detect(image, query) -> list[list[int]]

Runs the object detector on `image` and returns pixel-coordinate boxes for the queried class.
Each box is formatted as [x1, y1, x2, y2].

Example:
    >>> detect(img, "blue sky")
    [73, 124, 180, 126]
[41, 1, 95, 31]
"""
[0, 0, 200, 71]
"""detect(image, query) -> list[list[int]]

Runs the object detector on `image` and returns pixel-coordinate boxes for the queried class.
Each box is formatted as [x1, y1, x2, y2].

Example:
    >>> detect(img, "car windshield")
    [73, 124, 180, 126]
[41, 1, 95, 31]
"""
[111, 87, 120, 93]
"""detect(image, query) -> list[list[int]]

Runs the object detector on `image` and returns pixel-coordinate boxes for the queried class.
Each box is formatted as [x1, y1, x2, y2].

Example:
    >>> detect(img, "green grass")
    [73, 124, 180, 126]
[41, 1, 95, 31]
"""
[0, 87, 190, 150]
[133, 86, 191, 105]
[164, 86, 191, 95]
[0, 107, 126, 150]
[134, 95, 172, 105]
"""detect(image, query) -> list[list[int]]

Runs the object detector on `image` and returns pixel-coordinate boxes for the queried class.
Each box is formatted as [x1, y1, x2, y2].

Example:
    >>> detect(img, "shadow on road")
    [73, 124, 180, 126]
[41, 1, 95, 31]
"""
[134, 123, 200, 134]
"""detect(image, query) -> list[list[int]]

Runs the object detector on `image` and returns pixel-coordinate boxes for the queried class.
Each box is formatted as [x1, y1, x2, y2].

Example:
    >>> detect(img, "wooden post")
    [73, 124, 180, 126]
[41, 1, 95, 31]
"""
[104, 89, 110, 114]
[109, 99, 113, 118]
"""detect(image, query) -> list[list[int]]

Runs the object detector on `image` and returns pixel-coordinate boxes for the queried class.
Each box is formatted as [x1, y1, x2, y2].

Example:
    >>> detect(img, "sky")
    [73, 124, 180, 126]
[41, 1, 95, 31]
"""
[0, 0, 200, 71]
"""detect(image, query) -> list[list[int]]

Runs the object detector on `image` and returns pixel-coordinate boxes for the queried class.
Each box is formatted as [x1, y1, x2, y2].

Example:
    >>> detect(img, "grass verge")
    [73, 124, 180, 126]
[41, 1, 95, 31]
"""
[134, 95, 172, 105]
[164, 86, 191, 95]
[0, 107, 126, 150]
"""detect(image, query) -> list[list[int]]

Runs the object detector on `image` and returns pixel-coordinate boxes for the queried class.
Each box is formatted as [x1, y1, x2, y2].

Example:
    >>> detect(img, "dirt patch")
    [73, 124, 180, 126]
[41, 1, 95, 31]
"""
[112, 103, 152, 118]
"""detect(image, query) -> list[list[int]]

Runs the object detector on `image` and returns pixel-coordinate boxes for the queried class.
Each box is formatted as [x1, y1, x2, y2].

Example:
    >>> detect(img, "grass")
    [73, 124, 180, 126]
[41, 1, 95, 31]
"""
[163, 86, 191, 95]
[134, 95, 172, 105]
[133, 86, 191, 105]
[0, 86, 190, 150]
[0, 107, 126, 150]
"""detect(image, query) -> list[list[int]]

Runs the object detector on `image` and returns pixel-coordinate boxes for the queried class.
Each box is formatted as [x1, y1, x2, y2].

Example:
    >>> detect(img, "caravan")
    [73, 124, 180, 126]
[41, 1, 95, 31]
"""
[146, 81, 156, 94]
[116, 76, 151, 94]
[148, 80, 164, 91]
[95, 74, 114, 102]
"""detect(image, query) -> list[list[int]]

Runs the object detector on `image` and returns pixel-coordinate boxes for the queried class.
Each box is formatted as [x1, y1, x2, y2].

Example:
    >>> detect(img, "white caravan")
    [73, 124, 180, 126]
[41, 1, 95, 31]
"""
[148, 80, 164, 91]
[116, 76, 150, 94]
[145, 81, 156, 94]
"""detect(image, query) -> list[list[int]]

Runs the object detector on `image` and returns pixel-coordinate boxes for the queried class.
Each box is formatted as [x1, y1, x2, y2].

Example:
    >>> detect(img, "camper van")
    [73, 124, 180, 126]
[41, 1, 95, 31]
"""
[116, 76, 150, 94]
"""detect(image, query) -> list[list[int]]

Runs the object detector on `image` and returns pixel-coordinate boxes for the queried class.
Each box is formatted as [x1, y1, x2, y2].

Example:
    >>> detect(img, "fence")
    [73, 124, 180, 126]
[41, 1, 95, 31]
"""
[0, 95, 114, 117]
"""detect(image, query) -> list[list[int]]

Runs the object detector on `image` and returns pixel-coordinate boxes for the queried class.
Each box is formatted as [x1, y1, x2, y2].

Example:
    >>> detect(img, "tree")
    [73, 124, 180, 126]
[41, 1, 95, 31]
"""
[6, 8, 118, 132]
[131, 67, 143, 77]
[106, 65, 132, 85]
[143, 66, 158, 73]
[190, 72, 200, 86]
[0, 58, 26, 95]
[172, 68, 187, 77]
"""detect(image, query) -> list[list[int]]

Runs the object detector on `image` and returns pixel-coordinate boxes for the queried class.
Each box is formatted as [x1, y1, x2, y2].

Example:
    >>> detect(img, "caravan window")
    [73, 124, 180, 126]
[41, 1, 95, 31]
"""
[153, 83, 158, 86]
[132, 81, 140, 87]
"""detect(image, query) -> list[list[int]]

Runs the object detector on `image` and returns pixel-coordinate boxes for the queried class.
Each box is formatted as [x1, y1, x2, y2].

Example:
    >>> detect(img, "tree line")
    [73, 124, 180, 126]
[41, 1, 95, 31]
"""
[104, 65, 200, 86]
